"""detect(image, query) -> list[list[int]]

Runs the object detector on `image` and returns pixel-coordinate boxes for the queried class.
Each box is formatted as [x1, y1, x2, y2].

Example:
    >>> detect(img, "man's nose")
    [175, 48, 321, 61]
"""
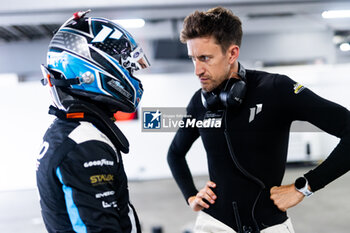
[194, 60, 205, 77]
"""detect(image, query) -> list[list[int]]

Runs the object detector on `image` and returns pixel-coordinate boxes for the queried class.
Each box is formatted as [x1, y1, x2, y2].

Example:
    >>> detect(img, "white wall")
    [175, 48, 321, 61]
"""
[0, 72, 208, 191]
[117, 73, 208, 180]
[0, 39, 50, 74]
[1, 63, 350, 191]
[0, 75, 54, 191]
[0, 30, 343, 75]
[240, 30, 336, 65]
[264, 64, 350, 162]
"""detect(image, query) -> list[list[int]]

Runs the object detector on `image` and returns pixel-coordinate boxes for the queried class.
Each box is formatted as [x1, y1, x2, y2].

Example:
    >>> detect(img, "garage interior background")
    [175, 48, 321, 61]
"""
[0, 0, 350, 232]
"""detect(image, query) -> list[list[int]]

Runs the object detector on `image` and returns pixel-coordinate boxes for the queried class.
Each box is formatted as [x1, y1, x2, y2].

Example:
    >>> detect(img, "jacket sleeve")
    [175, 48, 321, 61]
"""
[274, 75, 350, 192]
[56, 140, 135, 233]
[167, 93, 201, 202]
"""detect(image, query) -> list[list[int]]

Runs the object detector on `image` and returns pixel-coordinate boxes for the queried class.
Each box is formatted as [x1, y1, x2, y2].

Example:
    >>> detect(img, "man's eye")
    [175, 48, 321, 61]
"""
[200, 56, 209, 62]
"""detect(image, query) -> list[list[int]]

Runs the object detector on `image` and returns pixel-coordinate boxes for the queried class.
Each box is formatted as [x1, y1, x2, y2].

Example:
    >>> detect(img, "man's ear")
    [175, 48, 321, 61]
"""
[227, 44, 240, 65]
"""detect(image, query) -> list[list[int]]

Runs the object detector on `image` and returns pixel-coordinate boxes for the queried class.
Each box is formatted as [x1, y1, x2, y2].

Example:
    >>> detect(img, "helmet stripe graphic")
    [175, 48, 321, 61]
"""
[92, 25, 113, 43]
[110, 30, 123, 40]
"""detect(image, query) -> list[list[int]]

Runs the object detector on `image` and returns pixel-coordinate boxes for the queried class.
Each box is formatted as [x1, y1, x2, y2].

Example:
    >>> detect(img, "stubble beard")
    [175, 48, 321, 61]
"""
[201, 76, 228, 92]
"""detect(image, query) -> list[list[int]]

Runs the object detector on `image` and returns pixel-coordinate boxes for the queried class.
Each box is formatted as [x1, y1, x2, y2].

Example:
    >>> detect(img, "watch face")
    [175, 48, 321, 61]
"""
[295, 177, 307, 189]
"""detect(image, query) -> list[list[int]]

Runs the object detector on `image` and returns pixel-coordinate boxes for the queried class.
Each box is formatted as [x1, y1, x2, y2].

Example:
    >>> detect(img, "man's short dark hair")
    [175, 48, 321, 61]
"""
[180, 6, 243, 53]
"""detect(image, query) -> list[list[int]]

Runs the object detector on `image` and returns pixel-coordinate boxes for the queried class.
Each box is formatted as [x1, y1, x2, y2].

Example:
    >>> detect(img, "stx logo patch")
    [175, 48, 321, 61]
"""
[90, 174, 114, 185]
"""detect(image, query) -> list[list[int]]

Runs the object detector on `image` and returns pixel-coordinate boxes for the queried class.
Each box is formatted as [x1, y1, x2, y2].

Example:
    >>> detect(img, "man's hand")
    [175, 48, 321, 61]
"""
[188, 181, 217, 212]
[270, 184, 305, 212]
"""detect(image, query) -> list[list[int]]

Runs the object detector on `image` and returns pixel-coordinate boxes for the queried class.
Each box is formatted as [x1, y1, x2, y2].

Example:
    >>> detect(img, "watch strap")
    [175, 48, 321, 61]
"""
[295, 176, 313, 197]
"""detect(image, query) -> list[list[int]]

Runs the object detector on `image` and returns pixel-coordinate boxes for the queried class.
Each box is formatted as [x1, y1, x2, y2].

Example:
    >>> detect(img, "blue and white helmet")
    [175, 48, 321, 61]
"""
[41, 10, 150, 113]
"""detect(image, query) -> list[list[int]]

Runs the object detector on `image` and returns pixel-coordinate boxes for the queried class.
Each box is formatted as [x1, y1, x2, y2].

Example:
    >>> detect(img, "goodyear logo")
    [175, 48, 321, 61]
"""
[84, 159, 114, 168]
[90, 174, 114, 185]
[293, 83, 305, 94]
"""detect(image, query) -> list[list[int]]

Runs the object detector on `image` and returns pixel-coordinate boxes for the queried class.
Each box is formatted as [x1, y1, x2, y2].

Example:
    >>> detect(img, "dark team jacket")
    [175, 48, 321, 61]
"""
[167, 69, 350, 231]
[36, 105, 141, 233]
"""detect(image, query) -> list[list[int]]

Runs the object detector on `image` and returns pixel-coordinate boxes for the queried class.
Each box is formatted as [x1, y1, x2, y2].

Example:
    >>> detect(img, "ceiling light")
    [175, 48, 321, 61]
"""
[339, 43, 350, 52]
[113, 19, 145, 28]
[332, 35, 344, 44]
[322, 10, 350, 19]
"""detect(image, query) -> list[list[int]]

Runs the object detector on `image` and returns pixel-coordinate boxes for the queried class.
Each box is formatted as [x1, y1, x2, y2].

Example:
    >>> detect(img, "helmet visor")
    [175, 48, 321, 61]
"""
[129, 46, 150, 70]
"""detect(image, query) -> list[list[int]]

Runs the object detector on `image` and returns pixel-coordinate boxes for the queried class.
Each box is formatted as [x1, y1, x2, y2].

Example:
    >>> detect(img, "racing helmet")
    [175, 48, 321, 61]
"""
[41, 10, 150, 113]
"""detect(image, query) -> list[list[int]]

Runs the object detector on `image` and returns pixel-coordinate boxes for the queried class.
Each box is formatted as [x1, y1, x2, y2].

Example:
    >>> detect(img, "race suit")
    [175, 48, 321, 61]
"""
[36, 102, 141, 233]
[168, 69, 350, 232]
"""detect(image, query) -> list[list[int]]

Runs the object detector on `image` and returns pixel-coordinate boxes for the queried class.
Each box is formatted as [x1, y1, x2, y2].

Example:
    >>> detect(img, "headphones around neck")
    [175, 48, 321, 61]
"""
[201, 62, 247, 111]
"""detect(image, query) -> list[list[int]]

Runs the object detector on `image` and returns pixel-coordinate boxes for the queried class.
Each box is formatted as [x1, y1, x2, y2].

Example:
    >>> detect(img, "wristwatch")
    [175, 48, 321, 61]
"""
[295, 176, 313, 197]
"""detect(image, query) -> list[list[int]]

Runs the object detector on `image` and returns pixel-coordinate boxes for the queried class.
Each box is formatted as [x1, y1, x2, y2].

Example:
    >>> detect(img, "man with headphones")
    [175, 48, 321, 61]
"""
[167, 6, 350, 233]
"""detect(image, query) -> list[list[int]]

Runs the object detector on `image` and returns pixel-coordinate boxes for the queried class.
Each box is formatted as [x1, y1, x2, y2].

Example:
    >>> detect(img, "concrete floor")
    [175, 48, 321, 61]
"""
[1, 166, 350, 233]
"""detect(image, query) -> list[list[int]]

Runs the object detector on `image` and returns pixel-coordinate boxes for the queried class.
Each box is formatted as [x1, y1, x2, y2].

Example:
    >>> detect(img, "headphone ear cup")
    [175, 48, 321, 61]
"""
[201, 90, 221, 110]
[220, 79, 247, 108]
